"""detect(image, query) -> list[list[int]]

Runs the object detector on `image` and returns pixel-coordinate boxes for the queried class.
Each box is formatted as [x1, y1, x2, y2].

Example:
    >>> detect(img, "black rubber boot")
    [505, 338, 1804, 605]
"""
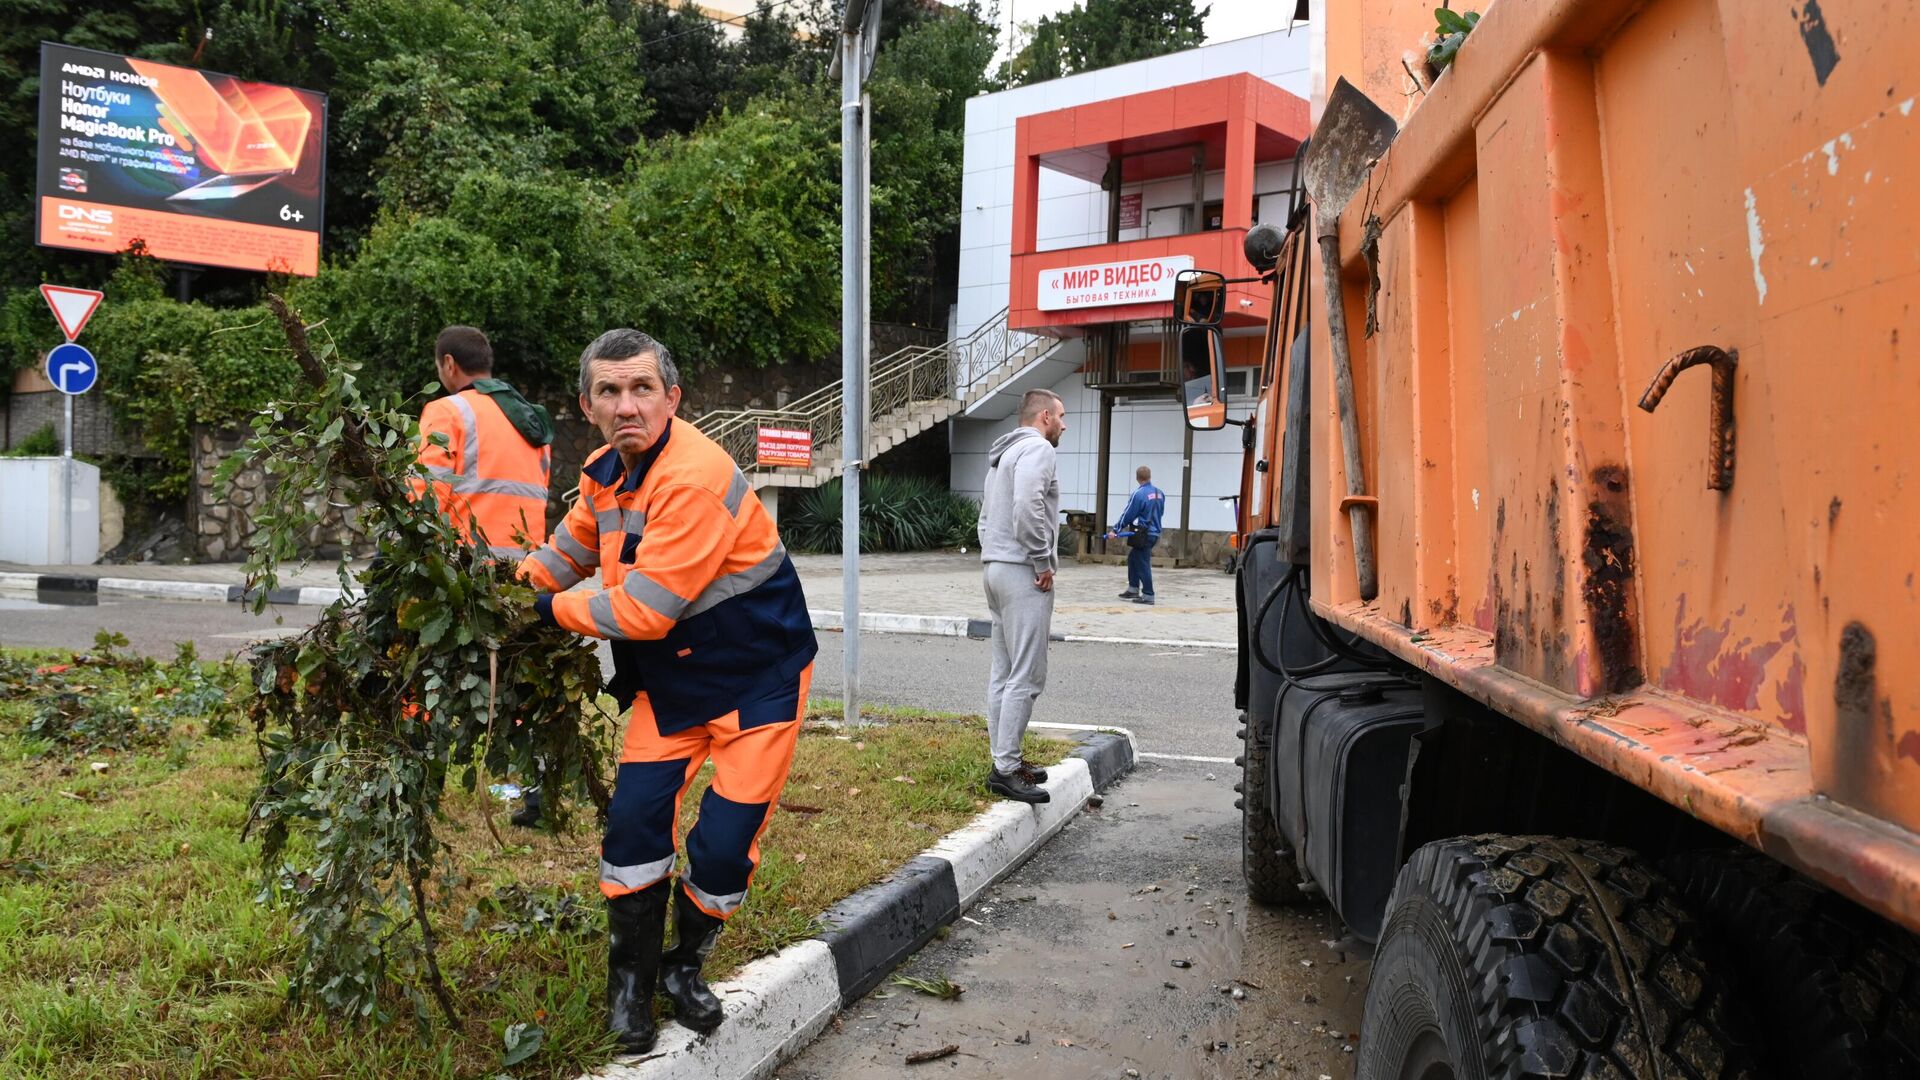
[509, 788, 543, 829]
[660, 887, 727, 1033]
[606, 884, 669, 1054]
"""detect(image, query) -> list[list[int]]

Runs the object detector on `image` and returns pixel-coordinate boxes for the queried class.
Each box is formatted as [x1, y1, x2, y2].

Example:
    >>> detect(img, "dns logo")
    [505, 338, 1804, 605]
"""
[58, 204, 113, 224]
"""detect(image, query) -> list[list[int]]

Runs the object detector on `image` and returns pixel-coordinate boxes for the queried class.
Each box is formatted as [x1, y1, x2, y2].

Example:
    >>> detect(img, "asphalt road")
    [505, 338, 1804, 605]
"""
[0, 596, 1244, 760]
[784, 758, 1370, 1080]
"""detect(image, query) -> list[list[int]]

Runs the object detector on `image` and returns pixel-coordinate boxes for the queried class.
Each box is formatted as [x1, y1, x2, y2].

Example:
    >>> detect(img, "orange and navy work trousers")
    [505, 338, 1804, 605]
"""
[598, 663, 812, 918]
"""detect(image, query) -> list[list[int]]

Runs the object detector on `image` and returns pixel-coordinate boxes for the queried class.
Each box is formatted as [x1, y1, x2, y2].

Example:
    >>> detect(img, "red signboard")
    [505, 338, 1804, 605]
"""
[1117, 192, 1142, 230]
[756, 427, 812, 468]
[36, 43, 326, 276]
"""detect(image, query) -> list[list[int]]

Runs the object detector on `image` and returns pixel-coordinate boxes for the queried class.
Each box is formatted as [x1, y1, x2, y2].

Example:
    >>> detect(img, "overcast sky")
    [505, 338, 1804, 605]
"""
[979, 0, 1302, 62]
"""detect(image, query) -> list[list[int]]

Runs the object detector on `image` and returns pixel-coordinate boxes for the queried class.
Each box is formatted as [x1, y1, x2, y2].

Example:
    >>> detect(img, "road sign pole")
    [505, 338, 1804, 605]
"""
[39, 287, 104, 567]
[62, 394, 74, 563]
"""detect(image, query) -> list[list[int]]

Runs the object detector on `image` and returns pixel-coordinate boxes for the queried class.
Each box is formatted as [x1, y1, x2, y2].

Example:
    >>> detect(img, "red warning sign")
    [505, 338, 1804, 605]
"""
[40, 284, 104, 340]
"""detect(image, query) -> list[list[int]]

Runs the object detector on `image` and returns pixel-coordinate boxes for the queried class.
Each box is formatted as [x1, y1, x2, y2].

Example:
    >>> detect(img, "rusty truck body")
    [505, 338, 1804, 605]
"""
[1174, 1, 1920, 1075]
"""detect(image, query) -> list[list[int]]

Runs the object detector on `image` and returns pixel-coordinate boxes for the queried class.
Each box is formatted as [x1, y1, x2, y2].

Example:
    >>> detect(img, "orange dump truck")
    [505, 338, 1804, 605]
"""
[1173, 2, 1920, 1076]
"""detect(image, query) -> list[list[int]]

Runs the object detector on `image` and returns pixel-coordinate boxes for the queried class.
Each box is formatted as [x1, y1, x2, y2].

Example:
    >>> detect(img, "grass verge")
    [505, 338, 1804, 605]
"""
[0, 644, 1069, 1079]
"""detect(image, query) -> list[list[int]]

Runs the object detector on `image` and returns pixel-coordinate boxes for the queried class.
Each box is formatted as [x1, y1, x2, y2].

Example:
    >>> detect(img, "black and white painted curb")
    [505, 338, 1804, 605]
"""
[588, 728, 1136, 1080]
[0, 571, 350, 607]
[1, 572, 1232, 650]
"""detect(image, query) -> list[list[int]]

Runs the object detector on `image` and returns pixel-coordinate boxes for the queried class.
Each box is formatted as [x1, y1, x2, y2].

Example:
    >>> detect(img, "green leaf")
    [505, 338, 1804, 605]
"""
[419, 608, 453, 648]
[1434, 7, 1474, 34]
[502, 1022, 544, 1066]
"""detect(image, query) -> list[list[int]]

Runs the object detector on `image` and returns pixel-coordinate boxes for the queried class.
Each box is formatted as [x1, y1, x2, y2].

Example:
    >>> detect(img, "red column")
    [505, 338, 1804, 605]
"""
[1011, 118, 1040, 255]
[1223, 76, 1257, 232]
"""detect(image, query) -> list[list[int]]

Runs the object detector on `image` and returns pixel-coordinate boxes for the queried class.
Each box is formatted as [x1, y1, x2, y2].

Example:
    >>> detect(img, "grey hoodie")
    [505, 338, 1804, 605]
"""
[978, 426, 1060, 575]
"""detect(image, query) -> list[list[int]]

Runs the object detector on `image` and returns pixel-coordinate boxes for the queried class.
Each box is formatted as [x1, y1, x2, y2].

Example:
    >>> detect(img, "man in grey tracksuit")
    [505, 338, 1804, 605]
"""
[977, 389, 1067, 804]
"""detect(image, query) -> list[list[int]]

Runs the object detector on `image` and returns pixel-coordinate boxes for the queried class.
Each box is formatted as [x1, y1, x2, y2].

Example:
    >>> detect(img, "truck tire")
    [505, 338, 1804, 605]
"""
[1358, 835, 1758, 1080]
[1665, 847, 1920, 1079]
[1238, 709, 1309, 906]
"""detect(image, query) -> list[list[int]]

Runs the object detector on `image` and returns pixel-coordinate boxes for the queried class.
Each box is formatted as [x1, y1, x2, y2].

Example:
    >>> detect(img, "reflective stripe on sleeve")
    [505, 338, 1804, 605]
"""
[588, 591, 625, 638]
[554, 528, 599, 570]
[723, 469, 750, 516]
[529, 546, 583, 589]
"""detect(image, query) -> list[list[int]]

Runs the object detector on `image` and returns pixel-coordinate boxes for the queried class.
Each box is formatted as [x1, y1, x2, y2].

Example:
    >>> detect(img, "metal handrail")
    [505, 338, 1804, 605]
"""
[696, 308, 1055, 473]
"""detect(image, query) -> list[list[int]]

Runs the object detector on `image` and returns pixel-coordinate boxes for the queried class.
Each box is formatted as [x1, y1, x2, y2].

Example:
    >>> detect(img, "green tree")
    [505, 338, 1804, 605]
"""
[324, 0, 650, 237]
[293, 170, 641, 404]
[617, 87, 843, 372]
[1004, 0, 1208, 85]
[867, 2, 1002, 322]
[613, 0, 740, 139]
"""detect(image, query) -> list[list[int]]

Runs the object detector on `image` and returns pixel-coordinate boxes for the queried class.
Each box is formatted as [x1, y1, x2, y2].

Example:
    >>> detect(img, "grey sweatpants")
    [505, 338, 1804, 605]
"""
[983, 559, 1056, 774]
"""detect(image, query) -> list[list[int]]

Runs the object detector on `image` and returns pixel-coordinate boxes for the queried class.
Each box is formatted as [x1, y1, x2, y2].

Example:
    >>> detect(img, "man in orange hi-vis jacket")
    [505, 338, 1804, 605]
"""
[413, 325, 554, 560]
[520, 328, 816, 1054]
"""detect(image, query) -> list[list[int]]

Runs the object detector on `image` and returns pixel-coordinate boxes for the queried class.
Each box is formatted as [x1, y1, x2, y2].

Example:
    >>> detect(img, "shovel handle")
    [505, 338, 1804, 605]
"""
[1316, 232, 1378, 601]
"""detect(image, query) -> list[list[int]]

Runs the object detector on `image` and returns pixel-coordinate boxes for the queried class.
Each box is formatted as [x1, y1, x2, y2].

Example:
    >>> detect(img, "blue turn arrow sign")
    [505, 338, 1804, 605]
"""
[46, 341, 98, 396]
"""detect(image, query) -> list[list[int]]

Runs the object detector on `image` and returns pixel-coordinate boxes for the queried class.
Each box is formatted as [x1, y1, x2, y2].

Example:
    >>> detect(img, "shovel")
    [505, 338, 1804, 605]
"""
[1301, 77, 1398, 602]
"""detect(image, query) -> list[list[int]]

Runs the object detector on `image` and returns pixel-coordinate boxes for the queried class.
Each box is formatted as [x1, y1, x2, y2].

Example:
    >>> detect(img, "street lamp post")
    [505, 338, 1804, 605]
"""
[838, 0, 881, 727]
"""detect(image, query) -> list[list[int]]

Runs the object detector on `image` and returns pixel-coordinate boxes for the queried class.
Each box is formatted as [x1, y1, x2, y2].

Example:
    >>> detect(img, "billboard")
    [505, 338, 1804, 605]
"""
[36, 42, 326, 276]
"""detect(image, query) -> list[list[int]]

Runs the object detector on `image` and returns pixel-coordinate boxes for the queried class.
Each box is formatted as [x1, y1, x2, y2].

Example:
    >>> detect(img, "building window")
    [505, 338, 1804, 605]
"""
[1221, 367, 1258, 399]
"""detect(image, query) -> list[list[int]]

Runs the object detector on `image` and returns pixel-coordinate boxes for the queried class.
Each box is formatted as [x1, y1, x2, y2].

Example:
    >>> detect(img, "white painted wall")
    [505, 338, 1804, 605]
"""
[950, 366, 1251, 534]
[949, 30, 1312, 533]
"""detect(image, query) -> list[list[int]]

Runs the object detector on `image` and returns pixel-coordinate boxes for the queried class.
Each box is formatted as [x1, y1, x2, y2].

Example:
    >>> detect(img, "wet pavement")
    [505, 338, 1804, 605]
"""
[779, 759, 1370, 1080]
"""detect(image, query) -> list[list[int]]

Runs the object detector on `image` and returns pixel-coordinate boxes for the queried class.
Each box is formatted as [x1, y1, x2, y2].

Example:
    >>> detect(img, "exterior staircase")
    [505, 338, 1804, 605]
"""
[694, 308, 1063, 488]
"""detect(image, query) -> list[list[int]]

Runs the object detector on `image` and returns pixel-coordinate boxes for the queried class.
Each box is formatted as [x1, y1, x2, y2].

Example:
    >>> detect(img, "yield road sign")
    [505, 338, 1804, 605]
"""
[40, 284, 104, 341]
[46, 342, 98, 396]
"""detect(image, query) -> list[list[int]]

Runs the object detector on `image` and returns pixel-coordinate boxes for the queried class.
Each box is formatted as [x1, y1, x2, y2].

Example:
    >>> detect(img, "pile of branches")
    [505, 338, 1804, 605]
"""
[224, 296, 611, 1024]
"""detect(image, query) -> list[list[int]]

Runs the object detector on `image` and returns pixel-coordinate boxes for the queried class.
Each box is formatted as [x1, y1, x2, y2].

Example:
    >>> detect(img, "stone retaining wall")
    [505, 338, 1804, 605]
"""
[190, 428, 370, 562]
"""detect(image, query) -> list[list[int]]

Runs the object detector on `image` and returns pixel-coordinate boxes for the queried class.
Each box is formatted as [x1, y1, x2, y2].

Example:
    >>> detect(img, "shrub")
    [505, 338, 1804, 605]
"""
[4, 424, 58, 456]
[783, 474, 978, 554]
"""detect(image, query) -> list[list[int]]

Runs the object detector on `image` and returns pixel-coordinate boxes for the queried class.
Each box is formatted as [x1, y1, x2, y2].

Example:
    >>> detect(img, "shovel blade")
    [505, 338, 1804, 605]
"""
[1302, 78, 1398, 225]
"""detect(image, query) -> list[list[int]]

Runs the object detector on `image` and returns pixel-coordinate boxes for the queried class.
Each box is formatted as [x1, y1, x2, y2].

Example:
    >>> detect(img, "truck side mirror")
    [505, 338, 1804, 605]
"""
[1174, 269, 1227, 327]
[1180, 324, 1228, 431]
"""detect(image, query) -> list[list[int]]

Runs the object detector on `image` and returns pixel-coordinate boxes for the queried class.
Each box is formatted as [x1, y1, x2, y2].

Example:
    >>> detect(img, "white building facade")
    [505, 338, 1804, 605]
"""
[949, 30, 1313, 548]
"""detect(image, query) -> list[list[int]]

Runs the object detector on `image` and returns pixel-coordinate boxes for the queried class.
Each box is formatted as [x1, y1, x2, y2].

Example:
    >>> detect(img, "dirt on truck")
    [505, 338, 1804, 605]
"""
[1171, 2, 1920, 1077]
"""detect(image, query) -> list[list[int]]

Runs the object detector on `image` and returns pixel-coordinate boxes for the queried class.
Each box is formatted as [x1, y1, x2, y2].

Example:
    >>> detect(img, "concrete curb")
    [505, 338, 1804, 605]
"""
[589, 729, 1136, 1080]
[1, 573, 1236, 650]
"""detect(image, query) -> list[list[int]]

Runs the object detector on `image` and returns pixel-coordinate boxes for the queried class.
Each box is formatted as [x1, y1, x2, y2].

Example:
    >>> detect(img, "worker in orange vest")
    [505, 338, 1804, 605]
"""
[520, 328, 816, 1054]
[413, 326, 554, 825]
[413, 326, 554, 559]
